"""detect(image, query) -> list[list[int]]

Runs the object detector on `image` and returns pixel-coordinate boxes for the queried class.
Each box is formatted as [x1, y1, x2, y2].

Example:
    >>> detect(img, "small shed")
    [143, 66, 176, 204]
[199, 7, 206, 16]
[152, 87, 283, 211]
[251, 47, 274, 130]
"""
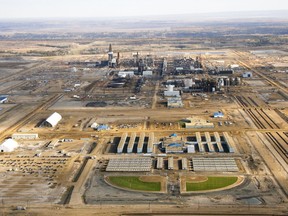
[97, 124, 110, 131]
[170, 133, 177, 137]
[213, 112, 224, 118]
[0, 139, 19, 152]
[142, 71, 153, 77]
[90, 122, 98, 129]
[242, 72, 253, 78]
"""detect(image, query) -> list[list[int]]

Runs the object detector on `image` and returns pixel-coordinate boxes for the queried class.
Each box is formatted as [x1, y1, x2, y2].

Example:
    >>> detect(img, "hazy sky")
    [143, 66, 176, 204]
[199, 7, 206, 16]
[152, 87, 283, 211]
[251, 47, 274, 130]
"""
[0, 0, 287, 18]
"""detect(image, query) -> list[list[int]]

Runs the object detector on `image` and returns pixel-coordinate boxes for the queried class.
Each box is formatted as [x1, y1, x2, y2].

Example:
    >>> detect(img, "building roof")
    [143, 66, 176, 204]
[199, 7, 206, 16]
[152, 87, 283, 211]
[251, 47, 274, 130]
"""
[91, 122, 98, 129]
[213, 112, 224, 118]
[168, 143, 182, 147]
[45, 112, 62, 127]
[185, 122, 214, 129]
[118, 71, 134, 78]
[167, 97, 183, 108]
[97, 125, 109, 130]
[0, 139, 19, 152]
[0, 96, 7, 102]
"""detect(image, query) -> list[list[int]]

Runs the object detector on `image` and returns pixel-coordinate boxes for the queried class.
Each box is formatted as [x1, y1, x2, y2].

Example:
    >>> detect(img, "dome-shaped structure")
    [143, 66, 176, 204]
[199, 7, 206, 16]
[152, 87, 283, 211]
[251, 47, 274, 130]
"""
[0, 139, 18, 152]
[44, 112, 62, 127]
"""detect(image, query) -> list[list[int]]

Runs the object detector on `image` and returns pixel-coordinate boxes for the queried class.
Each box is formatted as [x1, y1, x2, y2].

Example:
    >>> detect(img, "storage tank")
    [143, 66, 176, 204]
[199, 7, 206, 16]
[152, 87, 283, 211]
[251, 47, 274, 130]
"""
[167, 85, 174, 92]
[236, 77, 242, 85]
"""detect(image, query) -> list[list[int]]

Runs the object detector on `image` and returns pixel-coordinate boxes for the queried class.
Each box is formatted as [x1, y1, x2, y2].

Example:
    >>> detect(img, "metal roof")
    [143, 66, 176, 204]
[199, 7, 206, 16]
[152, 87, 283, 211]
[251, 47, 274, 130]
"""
[214, 112, 224, 117]
[168, 143, 182, 147]
[0, 139, 19, 152]
[45, 112, 62, 127]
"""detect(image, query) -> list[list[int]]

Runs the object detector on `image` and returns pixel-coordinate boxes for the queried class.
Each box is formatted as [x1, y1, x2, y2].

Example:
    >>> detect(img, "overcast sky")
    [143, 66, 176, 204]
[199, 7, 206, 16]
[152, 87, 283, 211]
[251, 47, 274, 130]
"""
[0, 0, 287, 18]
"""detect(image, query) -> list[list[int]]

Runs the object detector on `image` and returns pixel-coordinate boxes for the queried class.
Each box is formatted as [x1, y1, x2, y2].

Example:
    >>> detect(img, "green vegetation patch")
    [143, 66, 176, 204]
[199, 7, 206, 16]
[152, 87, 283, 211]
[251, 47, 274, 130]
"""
[108, 176, 161, 191]
[186, 176, 238, 191]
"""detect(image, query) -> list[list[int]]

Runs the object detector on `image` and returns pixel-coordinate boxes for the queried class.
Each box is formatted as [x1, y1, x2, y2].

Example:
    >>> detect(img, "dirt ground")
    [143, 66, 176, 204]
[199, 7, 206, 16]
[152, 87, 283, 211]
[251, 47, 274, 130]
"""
[0, 39, 287, 216]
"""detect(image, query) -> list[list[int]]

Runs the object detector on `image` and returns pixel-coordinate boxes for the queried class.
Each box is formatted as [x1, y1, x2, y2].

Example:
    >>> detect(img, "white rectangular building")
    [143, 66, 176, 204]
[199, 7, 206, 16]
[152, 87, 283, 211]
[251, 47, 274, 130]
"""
[12, 133, 39, 140]
[127, 132, 136, 153]
[196, 132, 204, 152]
[182, 158, 188, 170]
[118, 71, 134, 78]
[147, 132, 154, 153]
[205, 132, 214, 152]
[143, 71, 153, 76]
[164, 91, 180, 97]
[117, 133, 128, 154]
[137, 132, 145, 153]
[187, 145, 195, 153]
[157, 157, 164, 169]
[168, 157, 174, 170]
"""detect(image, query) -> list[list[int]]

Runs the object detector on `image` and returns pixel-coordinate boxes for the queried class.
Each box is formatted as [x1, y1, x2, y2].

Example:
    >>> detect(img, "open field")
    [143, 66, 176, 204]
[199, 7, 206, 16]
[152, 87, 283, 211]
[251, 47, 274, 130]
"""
[107, 176, 161, 192]
[186, 176, 239, 191]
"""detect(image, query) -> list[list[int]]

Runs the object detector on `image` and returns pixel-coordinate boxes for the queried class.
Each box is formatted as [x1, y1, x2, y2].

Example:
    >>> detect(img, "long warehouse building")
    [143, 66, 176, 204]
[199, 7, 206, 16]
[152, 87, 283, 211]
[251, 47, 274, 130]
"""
[157, 157, 164, 169]
[137, 132, 145, 153]
[196, 132, 204, 152]
[223, 132, 235, 153]
[205, 132, 214, 152]
[147, 132, 154, 153]
[127, 132, 136, 153]
[214, 132, 224, 152]
[168, 157, 174, 170]
[117, 132, 128, 153]
[182, 158, 188, 170]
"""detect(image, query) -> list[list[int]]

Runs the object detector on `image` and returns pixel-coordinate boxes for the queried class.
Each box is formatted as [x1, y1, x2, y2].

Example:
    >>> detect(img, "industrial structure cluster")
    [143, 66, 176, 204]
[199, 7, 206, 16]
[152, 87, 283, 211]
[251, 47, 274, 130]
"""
[0, 32, 287, 216]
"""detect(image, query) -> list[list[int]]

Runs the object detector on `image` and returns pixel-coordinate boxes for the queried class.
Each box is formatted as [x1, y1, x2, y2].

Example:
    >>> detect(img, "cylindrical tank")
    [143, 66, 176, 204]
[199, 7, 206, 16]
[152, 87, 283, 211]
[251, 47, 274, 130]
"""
[236, 77, 242, 85]
[168, 85, 174, 92]
[229, 77, 233, 86]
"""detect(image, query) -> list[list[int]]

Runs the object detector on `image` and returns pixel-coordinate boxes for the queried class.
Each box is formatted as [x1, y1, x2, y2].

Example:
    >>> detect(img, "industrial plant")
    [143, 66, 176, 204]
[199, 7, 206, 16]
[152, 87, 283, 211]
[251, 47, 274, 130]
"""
[0, 12, 287, 216]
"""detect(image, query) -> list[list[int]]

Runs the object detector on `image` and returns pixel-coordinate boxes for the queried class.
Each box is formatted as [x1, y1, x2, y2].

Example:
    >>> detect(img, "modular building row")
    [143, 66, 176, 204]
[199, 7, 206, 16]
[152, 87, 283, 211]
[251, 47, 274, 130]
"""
[116, 132, 234, 154]
[156, 157, 188, 170]
[117, 132, 128, 153]
[192, 157, 238, 172]
[117, 132, 155, 154]
[168, 157, 174, 170]
[185, 132, 233, 153]
[137, 132, 146, 153]
[12, 133, 39, 140]
[106, 158, 152, 172]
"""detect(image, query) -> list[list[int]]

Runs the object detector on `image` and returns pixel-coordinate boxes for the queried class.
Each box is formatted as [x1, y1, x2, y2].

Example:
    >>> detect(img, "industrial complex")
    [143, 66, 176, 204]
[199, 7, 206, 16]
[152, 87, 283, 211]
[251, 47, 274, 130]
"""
[0, 14, 287, 216]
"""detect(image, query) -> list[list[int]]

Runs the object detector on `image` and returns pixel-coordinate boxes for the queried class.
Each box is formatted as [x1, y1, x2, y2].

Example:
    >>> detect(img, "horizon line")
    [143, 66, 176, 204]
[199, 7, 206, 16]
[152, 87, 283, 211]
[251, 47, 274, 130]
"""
[0, 9, 287, 20]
